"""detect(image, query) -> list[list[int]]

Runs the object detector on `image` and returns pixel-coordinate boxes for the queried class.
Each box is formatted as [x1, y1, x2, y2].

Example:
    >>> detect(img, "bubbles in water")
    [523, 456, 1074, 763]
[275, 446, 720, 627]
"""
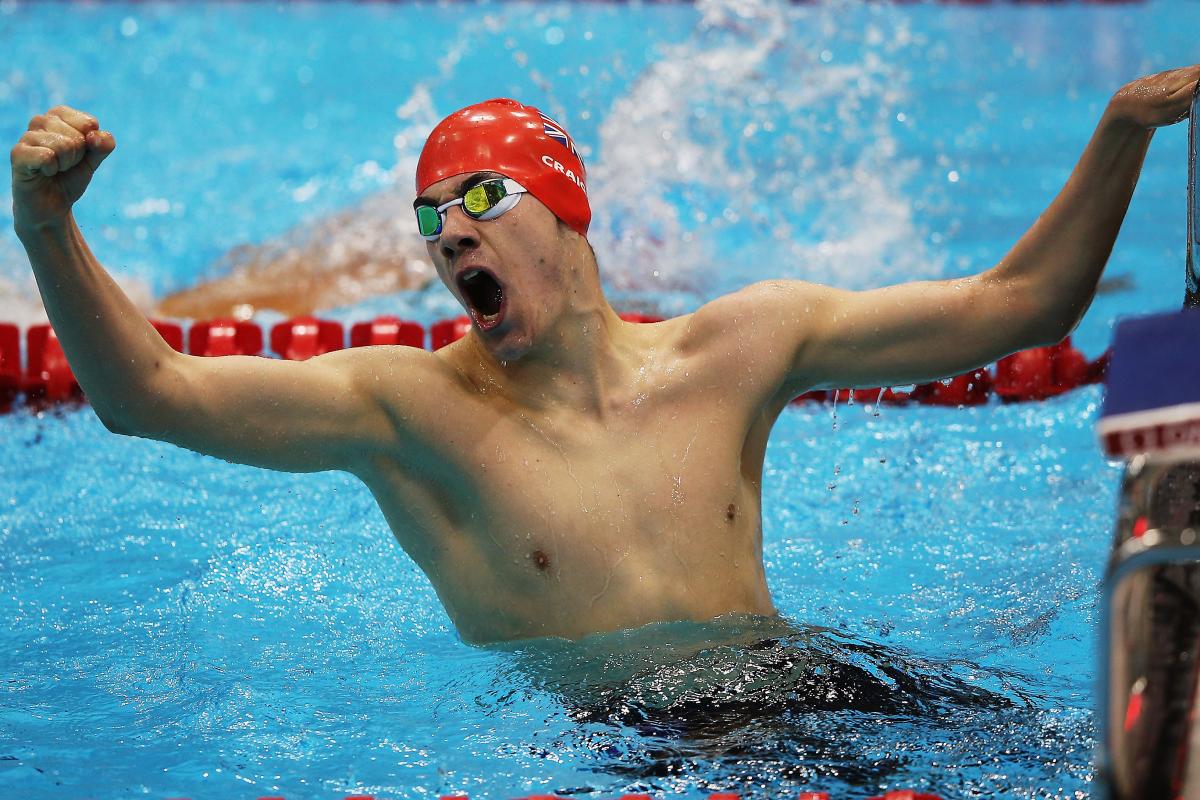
[583, 0, 940, 298]
[360, 0, 942, 314]
[492, 614, 1045, 797]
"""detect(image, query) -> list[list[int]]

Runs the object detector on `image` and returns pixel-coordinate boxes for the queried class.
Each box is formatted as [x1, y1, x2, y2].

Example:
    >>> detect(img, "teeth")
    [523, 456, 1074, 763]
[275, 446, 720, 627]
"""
[458, 267, 503, 322]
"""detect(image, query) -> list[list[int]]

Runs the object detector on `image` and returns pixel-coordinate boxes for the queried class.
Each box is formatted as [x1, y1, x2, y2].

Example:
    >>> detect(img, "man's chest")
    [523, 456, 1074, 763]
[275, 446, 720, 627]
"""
[357, 359, 783, 639]
[371, 395, 765, 574]
[457, 402, 750, 531]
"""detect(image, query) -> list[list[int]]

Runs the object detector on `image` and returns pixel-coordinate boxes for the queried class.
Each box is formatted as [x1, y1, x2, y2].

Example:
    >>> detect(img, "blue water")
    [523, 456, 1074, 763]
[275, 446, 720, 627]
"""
[1, 1, 1198, 798]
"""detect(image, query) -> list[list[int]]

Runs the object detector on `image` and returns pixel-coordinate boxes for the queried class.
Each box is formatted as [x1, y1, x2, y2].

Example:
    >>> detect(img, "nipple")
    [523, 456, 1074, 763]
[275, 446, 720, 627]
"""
[530, 549, 551, 572]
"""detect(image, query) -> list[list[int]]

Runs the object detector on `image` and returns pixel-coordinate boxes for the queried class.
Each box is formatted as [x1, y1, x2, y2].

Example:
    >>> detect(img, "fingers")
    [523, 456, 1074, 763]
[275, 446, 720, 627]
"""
[1180, 66, 1199, 99]
[1162, 66, 1199, 126]
[45, 106, 115, 171]
[1111, 65, 1200, 129]
[10, 140, 60, 179]
[45, 105, 99, 135]
[1161, 65, 1200, 95]
[13, 106, 113, 179]
[15, 128, 83, 175]
[34, 115, 88, 173]
[82, 129, 116, 173]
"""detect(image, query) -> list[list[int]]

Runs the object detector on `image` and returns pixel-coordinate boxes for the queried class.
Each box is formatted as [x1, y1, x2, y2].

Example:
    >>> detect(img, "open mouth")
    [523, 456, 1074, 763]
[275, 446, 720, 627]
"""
[456, 267, 506, 331]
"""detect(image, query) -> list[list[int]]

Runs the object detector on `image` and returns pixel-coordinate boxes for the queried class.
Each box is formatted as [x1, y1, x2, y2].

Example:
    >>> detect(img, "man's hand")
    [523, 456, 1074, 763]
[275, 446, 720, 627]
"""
[10, 105, 115, 231]
[1107, 65, 1200, 130]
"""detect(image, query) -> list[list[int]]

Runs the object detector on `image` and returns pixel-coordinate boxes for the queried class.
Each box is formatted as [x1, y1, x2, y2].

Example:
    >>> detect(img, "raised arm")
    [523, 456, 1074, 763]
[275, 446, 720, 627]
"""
[755, 65, 1199, 396]
[11, 105, 406, 474]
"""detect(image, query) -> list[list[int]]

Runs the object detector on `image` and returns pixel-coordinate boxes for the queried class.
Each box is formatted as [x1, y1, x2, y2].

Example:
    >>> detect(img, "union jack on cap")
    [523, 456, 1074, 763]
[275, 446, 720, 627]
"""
[540, 112, 582, 166]
[417, 98, 592, 237]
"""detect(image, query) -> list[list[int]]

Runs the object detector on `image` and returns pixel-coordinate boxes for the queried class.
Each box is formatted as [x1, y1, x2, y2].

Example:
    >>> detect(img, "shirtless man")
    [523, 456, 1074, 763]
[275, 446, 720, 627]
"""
[11, 67, 1199, 644]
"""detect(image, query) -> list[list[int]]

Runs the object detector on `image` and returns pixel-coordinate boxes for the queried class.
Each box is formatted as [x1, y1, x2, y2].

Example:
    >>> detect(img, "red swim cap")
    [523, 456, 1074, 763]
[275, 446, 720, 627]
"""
[416, 98, 590, 238]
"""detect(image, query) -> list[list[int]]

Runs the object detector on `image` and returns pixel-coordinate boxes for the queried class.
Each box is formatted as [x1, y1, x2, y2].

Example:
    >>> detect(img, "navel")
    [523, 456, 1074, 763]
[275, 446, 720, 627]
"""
[725, 503, 737, 523]
[530, 549, 551, 572]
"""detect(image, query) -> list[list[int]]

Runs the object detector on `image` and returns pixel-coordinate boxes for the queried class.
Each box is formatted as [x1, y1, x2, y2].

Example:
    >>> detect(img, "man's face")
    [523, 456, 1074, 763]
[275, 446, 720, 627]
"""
[418, 171, 573, 361]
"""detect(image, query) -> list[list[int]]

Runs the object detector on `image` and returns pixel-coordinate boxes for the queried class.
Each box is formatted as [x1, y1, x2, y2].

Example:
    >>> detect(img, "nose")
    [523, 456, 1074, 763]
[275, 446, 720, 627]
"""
[438, 206, 480, 262]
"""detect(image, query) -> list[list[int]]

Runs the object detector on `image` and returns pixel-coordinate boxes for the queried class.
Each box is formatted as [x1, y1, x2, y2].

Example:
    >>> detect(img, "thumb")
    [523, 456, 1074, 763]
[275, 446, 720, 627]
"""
[83, 130, 116, 173]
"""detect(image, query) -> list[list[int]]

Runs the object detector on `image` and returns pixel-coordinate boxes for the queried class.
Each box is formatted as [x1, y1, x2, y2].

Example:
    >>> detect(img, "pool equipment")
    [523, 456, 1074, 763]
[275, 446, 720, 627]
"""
[188, 318, 260, 357]
[0, 312, 1108, 413]
[1098, 309, 1200, 798]
[1096, 82, 1200, 798]
[1187, 75, 1199, 309]
[0, 322, 19, 412]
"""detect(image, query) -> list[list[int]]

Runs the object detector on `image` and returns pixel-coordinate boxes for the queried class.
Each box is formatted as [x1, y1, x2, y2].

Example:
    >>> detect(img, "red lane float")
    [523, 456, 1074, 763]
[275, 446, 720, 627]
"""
[428, 311, 663, 351]
[151, 320, 185, 353]
[431, 315, 472, 350]
[993, 337, 1095, 402]
[910, 367, 992, 407]
[188, 318, 263, 357]
[350, 315, 425, 349]
[794, 336, 1107, 408]
[24, 324, 79, 403]
[0, 323, 19, 412]
[270, 316, 344, 361]
[0, 316, 1110, 413]
[618, 312, 666, 323]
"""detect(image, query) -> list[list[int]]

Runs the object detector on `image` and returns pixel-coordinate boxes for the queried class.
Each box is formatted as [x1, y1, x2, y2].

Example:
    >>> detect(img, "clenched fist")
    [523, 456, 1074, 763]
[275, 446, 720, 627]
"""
[10, 105, 115, 231]
[1108, 65, 1200, 130]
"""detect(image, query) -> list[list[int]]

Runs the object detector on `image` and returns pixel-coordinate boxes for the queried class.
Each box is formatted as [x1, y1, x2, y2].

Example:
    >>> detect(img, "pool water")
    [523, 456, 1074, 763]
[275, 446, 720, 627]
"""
[1, 1, 1197, 798]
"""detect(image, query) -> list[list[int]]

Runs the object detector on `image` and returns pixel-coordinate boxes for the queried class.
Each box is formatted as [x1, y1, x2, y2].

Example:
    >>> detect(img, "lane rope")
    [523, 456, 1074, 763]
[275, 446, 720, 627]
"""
[0, 312, 1106, 413]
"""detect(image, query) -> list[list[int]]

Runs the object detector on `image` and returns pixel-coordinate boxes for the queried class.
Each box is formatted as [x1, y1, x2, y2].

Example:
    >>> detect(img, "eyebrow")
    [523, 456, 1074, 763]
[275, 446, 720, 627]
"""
[413, 172, 499, 209]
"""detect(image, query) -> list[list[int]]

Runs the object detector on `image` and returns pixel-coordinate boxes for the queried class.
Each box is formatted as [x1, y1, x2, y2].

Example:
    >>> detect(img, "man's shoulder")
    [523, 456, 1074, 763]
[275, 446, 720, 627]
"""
[311, 342, 467, 404]
[313, 340, 441, 373]
[679, 280, 823, 355]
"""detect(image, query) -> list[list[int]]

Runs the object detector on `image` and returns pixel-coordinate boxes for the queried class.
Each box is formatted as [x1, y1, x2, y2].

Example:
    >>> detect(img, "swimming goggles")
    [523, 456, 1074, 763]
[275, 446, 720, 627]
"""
[415, 177, 527, 241]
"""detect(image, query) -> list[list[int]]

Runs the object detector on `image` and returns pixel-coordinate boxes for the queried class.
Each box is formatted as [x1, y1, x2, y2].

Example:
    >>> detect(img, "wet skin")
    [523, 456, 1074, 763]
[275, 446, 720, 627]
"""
[357, 302, 787, 643]
[356, 172, 787, 642]
[12, 66, 1198, 643]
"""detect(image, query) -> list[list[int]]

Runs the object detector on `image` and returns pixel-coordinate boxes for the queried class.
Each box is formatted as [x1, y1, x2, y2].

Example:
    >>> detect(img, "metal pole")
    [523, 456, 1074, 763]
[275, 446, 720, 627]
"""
[1185, 77, 1199, 309]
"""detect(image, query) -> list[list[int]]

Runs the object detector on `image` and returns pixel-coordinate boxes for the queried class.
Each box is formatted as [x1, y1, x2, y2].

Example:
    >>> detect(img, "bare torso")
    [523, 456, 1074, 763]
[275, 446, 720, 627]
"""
[354, 314, 788, 643]
[14, 69, 1193, 649]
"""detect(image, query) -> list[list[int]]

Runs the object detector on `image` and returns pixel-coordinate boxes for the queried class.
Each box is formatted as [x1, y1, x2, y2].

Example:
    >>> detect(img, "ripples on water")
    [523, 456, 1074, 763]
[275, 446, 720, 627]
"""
[0, 403, 1101, 797]
[4, 0, 1194, 796]
[487, 614, 1086, 797]
[0, 0, 937, 325]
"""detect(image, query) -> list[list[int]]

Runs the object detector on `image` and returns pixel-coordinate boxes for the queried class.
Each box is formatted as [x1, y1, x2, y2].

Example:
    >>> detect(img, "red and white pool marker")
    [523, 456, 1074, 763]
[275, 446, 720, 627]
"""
[0, 313, 1106, 413]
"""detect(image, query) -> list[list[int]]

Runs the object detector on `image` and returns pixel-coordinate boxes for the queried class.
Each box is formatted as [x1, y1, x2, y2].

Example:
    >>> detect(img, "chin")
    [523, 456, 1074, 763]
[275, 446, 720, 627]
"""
[480, 326, 534, 363]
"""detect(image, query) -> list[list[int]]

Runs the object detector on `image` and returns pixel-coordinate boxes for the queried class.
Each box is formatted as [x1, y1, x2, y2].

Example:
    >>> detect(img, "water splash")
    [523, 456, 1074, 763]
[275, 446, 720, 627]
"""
[489, 614, 1044, 796]
[1, 0, 942, 325]
[585, 0, 941, 300]
[351, 0, 943, 314]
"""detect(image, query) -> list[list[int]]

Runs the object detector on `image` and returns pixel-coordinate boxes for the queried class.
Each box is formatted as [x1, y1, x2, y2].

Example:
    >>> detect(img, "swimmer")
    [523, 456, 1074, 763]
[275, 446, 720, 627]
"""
[154, 191, 435, 320]
[10, 66, 1199, 644]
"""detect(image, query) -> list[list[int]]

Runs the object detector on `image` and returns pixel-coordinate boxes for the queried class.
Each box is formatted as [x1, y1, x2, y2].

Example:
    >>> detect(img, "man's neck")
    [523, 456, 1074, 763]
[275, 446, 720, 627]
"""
[472, 294, 636, 417]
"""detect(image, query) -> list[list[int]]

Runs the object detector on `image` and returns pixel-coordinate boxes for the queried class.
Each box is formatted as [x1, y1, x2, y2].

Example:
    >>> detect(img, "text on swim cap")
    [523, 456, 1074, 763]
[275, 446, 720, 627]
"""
[541, 154, 586, 194]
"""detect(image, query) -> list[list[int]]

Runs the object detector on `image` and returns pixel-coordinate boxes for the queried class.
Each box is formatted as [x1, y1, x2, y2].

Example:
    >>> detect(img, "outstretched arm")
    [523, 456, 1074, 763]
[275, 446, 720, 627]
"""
[11, 106, 407, 474]
[753, 65, 1199, 396]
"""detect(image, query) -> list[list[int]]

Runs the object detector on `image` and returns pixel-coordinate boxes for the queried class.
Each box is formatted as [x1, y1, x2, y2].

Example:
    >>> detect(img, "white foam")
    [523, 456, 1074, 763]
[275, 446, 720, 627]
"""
[583, 0, 940, 297]
[0, 0, 942, 326]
